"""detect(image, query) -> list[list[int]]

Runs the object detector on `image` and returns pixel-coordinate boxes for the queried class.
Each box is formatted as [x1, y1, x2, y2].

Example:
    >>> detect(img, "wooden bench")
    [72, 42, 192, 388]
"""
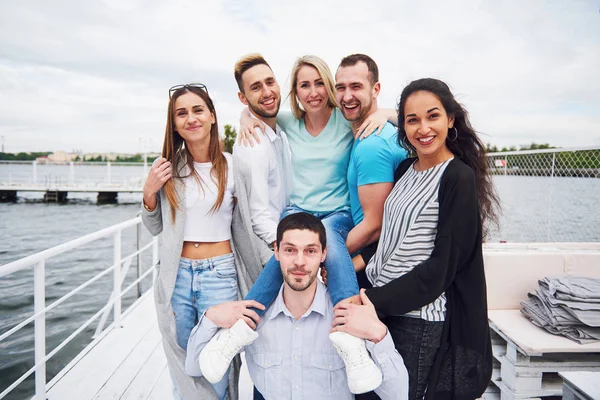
[482, 243, 600, 400]
[560, 371, 600, 400]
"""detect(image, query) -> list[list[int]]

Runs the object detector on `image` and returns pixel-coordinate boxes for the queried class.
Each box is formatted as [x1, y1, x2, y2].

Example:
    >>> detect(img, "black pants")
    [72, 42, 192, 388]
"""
[253, 387, 265, 400]
[386, 316, 444, 400]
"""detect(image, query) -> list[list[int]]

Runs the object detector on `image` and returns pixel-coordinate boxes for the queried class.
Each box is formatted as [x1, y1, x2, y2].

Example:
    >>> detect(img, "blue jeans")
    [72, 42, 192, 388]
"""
[246, 205, 359, 315]
[171, 254, 238, 400]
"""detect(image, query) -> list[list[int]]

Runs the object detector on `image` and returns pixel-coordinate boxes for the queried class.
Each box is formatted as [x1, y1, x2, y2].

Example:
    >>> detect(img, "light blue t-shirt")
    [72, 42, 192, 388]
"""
[347, 122, 408, 225]
[278, 109, 353, 213]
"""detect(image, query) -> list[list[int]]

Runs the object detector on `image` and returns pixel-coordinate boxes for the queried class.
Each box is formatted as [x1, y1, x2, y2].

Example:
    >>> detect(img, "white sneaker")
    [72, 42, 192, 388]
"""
[329, 331, 383, 394]
[199, 319, 258, 383]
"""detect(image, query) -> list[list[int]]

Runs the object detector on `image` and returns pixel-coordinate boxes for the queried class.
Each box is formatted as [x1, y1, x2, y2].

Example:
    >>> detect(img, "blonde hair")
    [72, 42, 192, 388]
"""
[289, 55, 338, 120]
[234, 53, 271, 93]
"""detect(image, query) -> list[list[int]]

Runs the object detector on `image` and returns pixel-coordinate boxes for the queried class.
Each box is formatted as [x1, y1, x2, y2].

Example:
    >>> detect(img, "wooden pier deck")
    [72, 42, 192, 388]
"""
[46, 291, 253, 400]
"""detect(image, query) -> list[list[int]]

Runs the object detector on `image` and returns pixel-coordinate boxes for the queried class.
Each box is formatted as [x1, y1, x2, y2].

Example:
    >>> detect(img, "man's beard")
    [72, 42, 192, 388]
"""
[249, 98, 281, 119]
[341, 98, 371, 123]
[283, 268, 317, 292]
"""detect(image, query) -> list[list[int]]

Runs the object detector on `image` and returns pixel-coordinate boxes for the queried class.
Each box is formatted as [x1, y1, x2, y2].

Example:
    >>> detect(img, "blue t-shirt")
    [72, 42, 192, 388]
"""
[347, 122, 408, 225]
[278, 109, 353, 213]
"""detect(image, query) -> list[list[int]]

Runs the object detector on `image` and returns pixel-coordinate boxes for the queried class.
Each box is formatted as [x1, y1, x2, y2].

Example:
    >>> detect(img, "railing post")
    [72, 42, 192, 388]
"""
[34, 260, 46, 399]
[504, 155, 508, 176]
[136, 220, 142, 298]
[113, 231, 122, 328]
[107, 161, 112, 185]
[33, 161, 37, 184]
[551, 153, 556, 178]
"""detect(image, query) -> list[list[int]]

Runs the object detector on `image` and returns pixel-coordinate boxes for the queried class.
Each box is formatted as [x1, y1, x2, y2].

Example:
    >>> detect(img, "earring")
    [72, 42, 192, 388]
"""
[448, 127, 458, 142]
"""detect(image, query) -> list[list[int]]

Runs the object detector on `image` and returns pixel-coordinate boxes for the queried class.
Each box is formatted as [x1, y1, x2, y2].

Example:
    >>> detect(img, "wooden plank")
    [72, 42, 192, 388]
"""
[47, 294, 158, 400]
[489, 310, 600, 355]
[145, 365, 172, 400]
[92, 322, 162, 399]
[559, 372, 600, 400]
[120, 341, 167, 400]
[498, 368, 563, 398]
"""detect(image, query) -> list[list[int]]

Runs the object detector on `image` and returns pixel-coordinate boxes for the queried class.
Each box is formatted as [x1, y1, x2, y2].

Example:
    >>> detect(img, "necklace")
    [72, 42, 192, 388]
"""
[194, 243, 199, 248]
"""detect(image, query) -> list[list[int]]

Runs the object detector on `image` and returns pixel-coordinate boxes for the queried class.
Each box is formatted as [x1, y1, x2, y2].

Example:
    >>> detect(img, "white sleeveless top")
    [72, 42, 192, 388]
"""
[183, 152, 235, 242]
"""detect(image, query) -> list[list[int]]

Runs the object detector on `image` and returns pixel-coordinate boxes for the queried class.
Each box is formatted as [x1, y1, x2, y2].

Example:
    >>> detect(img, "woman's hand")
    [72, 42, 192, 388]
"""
[142, 158, 172, 210]
[354, 108, 397, 140]
[331, 289, 387, 343]
[238, 108, 267, 147]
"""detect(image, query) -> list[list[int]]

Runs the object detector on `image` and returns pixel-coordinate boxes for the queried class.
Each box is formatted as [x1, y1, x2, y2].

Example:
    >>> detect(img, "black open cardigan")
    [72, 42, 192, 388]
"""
[365, 157, 492, 400]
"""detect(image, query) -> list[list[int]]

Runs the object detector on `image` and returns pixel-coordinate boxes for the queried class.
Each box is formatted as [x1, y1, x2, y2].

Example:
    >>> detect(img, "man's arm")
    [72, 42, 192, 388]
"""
[346, 136, 398, 260]
[346, 182, 393, 256]
[331, 289, 409, 400]
[185, 300, 265, 377]
[233, 137, 277, 244]
[185, 314, 221, 377]
[368, 333, 409, 400]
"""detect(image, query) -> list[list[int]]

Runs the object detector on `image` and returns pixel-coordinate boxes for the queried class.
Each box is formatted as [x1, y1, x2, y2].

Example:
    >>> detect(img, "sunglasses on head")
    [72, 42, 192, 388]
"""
[168, 83, 208, 98]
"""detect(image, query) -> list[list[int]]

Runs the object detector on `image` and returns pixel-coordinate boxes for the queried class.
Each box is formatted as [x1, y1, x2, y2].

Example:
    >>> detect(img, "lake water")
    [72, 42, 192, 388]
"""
[1, 164, 599, 399]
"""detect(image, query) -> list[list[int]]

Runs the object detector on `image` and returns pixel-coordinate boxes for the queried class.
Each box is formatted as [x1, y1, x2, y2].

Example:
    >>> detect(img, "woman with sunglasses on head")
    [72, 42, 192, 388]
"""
[341, 78, 500, 400]
[142, 84, 246, 400]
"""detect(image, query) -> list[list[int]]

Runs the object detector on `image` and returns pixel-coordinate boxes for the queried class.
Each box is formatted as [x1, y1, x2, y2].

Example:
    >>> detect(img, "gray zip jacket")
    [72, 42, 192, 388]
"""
[141, 157, 270, 400]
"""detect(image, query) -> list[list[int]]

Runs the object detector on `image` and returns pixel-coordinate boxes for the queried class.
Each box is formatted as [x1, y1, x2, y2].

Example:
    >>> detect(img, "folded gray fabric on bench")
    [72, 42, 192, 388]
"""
[521, 276, 600, 344]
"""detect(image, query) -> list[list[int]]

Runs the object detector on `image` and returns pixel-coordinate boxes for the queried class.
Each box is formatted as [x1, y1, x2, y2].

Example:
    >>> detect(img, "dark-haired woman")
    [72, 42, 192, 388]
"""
[340, 78, 500, 400]
[142, 84, 238, 400]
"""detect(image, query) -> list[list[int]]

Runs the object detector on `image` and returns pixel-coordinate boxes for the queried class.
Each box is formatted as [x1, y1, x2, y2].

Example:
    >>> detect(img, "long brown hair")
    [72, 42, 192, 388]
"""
[162, 86, 228, 221]
[397, 78, 500, 238]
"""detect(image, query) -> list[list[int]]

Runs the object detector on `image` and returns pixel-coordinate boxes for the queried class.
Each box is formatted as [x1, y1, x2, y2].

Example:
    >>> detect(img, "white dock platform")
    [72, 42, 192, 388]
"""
[46, 291, 253, 400]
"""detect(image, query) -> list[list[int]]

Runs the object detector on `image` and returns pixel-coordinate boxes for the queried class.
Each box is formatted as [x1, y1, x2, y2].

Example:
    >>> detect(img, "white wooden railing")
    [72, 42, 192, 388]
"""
[0, 217, 158, 400]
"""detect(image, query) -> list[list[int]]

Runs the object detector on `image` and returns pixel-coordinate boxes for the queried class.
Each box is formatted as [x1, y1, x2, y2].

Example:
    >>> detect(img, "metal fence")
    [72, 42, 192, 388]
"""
[0, 217, 158, 400]
[486, 146, 600, 243]
[0, 160, 147, 188]
[2, 146, 600, 243]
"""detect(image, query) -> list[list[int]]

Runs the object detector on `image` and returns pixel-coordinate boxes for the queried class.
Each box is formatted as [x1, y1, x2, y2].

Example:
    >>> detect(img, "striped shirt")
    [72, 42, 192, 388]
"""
[366, 158, 453, 321]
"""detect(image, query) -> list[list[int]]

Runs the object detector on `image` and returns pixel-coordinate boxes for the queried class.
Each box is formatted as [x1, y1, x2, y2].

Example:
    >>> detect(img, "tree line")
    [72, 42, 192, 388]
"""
[485, 143, 554, 153]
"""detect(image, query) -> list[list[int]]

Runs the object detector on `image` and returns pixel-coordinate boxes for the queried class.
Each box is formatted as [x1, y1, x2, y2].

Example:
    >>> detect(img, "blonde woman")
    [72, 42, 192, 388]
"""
[229, 55, 398, 394]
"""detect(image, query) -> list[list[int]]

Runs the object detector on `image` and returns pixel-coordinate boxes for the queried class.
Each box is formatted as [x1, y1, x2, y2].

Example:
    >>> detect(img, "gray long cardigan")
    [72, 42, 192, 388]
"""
[141, 157, 270, 400]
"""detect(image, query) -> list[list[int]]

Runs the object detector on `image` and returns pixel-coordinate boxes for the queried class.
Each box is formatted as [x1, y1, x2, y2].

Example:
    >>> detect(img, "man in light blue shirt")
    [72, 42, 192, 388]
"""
[185, 213, 408, 400]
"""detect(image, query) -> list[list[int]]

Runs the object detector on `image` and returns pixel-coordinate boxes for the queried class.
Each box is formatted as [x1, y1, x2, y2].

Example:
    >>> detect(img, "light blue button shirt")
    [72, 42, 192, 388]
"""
[185, 281, 409, 400]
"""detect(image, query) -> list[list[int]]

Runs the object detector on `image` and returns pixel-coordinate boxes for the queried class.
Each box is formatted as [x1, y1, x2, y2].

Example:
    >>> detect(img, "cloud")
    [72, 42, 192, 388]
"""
[0, 0, 598, 153]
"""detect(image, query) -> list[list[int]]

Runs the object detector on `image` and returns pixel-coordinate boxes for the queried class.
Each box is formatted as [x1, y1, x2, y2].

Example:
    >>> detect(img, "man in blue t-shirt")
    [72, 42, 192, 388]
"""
[335, 54, 408, 288]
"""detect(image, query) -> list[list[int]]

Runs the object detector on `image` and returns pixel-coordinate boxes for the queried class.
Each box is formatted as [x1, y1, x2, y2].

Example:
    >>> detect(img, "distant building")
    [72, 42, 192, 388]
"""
[48, 151, 78, 163]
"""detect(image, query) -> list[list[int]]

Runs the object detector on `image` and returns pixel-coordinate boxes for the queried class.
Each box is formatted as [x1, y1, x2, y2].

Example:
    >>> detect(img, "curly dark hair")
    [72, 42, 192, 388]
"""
[397, 78, 500, 237]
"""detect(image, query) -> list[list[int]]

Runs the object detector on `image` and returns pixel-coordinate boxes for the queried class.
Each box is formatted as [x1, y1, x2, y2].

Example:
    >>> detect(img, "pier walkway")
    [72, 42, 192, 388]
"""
[46, 291, 254, 400]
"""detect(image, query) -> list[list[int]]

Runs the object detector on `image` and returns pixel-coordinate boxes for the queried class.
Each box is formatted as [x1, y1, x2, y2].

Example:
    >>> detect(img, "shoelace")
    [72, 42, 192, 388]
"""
[334, 342, 368, 369]
[216, 330, 244, 360]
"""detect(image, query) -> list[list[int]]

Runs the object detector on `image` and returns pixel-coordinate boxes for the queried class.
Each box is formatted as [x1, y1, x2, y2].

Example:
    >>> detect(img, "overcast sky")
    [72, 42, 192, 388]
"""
[1, 0, 599, 154]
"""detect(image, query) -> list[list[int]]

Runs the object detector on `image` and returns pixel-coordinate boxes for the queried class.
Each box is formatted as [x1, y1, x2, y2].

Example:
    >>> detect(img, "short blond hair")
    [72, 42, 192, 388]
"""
[234, 53, 271, 93]
[289, 55, 338, 120]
